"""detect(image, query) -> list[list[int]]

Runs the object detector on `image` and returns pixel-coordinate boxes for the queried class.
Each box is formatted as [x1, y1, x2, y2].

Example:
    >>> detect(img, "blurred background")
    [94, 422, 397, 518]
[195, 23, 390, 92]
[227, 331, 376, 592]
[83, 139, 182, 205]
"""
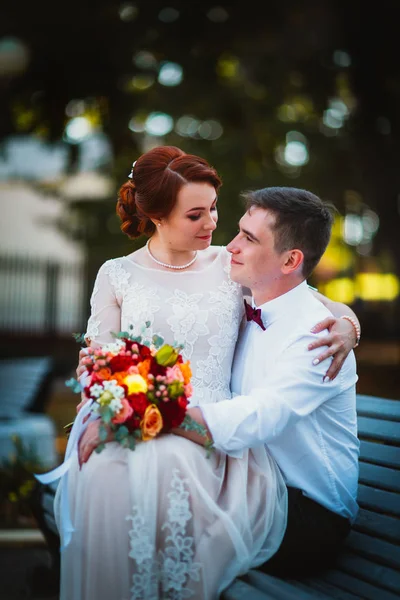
[0, 0, 400, 565]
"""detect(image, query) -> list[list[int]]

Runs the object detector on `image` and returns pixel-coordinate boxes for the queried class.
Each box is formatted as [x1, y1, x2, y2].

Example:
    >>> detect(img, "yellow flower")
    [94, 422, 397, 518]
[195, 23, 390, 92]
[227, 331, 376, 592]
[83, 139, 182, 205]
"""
[124, 374, 148, 395]
[98, 390, 113, 405]
[141, 404, 163, 441]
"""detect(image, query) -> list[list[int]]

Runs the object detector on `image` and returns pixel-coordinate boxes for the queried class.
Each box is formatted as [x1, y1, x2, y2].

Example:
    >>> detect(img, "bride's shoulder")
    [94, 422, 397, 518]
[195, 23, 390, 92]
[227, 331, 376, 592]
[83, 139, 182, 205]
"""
[95, 255, 132, 278]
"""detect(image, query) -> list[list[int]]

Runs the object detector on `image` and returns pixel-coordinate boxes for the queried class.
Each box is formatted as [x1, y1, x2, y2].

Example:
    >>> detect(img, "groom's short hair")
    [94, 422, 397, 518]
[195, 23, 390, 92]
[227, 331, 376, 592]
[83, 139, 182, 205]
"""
[242, 187, 335, 278]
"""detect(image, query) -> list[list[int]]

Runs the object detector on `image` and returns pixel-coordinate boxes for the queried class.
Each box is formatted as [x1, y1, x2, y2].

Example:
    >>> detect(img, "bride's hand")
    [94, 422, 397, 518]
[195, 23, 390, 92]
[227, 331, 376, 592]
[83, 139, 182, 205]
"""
[308, 317, 357, 381]
[76, 347, 91, 414]
[78, 421, 113, 466]
[76, 347, 89, 379]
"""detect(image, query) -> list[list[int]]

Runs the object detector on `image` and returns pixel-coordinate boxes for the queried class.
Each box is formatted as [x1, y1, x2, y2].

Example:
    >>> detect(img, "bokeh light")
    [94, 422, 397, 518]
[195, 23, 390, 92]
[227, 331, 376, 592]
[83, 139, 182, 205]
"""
[64, 117, 94, 144]
[158, 62, 183, 87]
[119, 3, 138, 22]
[0, 37, 30, 77]
[158, 7, 179, 23]
[145, 112, 174, 136]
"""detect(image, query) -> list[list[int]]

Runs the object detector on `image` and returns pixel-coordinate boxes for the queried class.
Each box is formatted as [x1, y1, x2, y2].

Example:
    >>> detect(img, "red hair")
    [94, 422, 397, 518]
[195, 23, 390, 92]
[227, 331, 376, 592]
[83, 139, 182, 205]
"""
[116, 146, 222, 239]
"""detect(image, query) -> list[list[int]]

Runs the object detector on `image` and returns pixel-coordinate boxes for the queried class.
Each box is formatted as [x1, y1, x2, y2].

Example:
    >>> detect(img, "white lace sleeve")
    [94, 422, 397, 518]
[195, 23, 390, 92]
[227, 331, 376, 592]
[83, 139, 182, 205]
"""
[85, 260, 122, 346]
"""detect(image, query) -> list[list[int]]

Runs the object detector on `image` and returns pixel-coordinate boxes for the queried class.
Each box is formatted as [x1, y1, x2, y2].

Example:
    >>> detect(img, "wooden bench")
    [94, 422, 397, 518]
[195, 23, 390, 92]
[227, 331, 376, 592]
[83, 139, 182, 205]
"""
[33, 394, 400, 599]
[0, 356, 55, 416]
[0, 356, 57, 469]
[223, 394, 400, 600]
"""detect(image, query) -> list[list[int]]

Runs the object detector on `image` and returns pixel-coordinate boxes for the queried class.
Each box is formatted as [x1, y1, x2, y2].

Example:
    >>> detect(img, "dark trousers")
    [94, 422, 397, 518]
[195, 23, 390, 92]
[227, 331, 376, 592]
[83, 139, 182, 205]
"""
[260, 487, 351, 578]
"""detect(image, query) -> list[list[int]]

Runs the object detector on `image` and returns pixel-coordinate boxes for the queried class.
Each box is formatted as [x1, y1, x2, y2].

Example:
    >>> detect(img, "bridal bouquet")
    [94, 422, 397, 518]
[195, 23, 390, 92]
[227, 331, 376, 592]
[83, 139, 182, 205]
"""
[66, 331, 207, 454]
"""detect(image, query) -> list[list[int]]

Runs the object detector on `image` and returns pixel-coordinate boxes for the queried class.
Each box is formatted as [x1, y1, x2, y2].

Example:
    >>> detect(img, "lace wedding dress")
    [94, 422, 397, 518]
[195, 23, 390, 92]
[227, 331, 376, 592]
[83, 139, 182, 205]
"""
[54, 246, 287, 600]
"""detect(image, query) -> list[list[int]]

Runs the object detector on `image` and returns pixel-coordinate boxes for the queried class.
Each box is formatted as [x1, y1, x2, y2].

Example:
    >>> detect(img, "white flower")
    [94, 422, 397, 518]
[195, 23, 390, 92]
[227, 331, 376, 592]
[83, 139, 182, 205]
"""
[103, 380, 125, 398]
[109, 397, 123, 413]
[101, 339, 126, 354]
[89, 383, 104, 398]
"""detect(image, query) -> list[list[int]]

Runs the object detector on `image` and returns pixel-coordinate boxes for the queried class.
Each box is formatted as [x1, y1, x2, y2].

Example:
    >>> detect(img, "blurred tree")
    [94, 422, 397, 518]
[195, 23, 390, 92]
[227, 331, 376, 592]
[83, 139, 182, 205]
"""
[1, 0, 399, 329]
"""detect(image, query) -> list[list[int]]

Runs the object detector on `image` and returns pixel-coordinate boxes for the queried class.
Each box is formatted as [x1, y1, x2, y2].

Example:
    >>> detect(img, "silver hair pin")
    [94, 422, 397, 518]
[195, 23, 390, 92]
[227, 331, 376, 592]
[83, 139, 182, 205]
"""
[128, 160, 137, 179]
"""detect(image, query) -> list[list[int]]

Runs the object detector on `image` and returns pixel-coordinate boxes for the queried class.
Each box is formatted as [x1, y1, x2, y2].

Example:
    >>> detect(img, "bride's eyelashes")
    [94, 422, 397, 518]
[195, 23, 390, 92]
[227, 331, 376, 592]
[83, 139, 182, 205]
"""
[188, 205, 218, 221]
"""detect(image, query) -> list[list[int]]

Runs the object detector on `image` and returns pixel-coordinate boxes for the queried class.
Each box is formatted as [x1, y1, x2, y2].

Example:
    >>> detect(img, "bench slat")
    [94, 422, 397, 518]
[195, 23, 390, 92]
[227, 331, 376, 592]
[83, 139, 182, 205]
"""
[353, 508, 400, 544]
[359, 462, 400, 493]
[0, 357, 53, 416]
[357, 416, 400, 444]
[297, 577, 363, 600]
[335, 551, 400, 595]
[344, 530, 400, 569]
[222, 578, 275, 600]
[357, 395, 400, 422]
[358, 484, 400, 516]
[319, 570, 400, 600]
[359, 440, 400, 469]
[246, 571, 330, 599]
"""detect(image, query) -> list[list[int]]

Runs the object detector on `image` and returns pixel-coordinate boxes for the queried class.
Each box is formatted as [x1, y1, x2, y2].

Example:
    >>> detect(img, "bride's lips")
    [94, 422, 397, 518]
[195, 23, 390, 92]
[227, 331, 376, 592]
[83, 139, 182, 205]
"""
[197, 235, 212, 240]
[231, 258, 242, 265]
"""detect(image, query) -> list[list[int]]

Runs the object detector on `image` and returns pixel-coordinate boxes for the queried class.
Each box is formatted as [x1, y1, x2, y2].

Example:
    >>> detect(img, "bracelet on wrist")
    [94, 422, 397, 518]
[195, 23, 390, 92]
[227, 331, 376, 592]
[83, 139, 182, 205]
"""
[340, 315, 361, 348]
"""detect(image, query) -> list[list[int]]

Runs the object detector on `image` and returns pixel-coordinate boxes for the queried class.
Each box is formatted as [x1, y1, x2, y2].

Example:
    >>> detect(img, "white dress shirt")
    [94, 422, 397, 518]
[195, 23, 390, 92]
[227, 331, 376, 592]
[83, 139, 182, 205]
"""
[201, 280, 360, 522]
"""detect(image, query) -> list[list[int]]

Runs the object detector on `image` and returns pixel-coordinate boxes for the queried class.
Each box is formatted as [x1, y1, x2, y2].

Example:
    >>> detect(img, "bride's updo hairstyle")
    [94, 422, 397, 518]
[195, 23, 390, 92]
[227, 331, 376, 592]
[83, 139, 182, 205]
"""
[117, 146, 222, 239]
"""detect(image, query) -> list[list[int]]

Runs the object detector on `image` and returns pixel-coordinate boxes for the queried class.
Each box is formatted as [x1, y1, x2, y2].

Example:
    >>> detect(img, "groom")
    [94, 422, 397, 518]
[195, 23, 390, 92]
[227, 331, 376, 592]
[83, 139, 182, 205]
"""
[179, 186, 359, 576]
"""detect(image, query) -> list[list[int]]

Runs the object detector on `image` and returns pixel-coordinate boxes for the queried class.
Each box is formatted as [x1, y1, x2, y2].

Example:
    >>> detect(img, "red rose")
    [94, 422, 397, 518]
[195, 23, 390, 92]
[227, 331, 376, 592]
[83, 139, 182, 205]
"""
[137, 343, 152, 360]
[121, 338, 133, 351]
[89, 372, 103, 384]
[128, 392, 149, 417]
[109, 355, 135, 373]
[149, 358, 167, 378]
[160, 400, 187, 430]
[125, 413, 141, 433]
[177, 395, 189, 409]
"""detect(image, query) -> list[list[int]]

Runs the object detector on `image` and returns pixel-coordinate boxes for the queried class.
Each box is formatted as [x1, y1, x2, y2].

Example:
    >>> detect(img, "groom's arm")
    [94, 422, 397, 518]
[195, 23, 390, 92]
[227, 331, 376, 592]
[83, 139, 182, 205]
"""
[174, 331, 357, 452]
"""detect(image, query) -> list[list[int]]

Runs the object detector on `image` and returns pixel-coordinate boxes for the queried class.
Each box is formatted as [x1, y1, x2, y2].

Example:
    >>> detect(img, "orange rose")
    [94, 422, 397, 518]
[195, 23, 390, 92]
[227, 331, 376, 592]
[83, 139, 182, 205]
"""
[178, 361, 192, 385]
[97, 367, 112, 380]
[141, 404, 163, 441]
[138, 358, 151, 380]
[113, 371, 129, 386]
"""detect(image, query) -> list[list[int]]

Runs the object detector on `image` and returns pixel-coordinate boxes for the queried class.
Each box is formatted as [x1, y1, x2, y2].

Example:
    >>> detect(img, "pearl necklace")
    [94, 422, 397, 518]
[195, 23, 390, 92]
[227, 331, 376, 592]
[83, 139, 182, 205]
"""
[146, 239, 198, 270]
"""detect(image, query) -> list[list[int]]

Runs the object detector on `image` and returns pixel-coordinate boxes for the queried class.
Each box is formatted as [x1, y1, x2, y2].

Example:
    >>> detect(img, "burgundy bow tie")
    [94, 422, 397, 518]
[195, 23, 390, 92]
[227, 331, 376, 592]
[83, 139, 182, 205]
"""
[244, 299, 266, 331]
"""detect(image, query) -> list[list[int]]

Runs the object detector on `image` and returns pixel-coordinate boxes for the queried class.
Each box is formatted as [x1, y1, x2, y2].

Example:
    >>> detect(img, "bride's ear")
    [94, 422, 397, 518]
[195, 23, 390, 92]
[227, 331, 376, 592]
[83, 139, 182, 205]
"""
[150, 219, 162, 228]
[281, 249, 304, 274]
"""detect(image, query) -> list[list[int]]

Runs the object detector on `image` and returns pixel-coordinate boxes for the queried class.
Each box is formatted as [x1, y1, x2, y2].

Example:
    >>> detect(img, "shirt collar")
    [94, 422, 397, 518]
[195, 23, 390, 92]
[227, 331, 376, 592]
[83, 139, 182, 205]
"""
[254, 280, 311, 328]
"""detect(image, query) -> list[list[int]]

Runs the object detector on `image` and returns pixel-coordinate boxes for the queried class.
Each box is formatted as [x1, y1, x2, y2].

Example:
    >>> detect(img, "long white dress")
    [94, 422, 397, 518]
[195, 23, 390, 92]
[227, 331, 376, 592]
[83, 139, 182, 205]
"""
[54, 246, 287, 600]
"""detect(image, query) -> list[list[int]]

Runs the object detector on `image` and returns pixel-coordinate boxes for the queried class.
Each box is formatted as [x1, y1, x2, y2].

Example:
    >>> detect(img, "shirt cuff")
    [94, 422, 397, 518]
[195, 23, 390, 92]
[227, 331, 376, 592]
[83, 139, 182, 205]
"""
[200, 403, 244, 458]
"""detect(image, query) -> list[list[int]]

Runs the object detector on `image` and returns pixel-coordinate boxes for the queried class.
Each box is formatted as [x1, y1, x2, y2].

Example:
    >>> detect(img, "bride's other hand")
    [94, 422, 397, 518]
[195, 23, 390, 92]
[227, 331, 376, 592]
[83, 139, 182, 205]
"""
[308, 316, 357, 381]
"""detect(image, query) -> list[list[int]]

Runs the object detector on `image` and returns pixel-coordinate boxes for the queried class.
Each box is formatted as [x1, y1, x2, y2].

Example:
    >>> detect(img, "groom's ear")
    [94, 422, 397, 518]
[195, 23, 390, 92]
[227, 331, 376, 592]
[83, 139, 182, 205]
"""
[281, 249, 304, 274]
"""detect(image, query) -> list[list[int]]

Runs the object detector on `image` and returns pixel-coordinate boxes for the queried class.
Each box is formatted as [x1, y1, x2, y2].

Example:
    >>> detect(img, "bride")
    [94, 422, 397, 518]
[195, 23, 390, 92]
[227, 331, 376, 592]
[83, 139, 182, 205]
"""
[55, 145, 359, 600]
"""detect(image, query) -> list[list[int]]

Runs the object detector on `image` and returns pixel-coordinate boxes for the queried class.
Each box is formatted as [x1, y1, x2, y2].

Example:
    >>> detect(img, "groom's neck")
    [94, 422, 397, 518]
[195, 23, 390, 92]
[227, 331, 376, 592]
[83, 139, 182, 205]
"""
[252, 275, 304, 307]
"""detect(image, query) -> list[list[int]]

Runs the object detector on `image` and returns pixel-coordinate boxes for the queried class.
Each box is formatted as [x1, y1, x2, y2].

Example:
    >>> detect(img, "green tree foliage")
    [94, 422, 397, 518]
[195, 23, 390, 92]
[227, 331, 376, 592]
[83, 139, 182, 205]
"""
[1, 0, 399, 290]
